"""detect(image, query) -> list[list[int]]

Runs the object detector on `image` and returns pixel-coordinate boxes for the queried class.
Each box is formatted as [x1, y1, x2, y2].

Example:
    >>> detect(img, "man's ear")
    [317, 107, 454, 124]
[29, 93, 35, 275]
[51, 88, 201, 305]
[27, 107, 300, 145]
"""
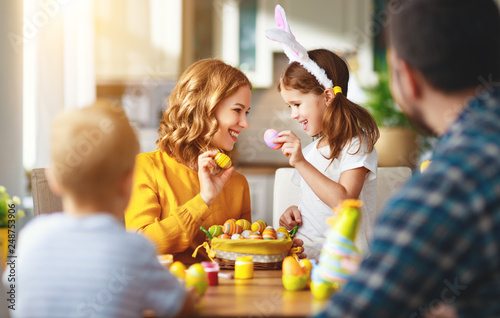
[45, 166, 63, 196]
[399, 60, 422, 100]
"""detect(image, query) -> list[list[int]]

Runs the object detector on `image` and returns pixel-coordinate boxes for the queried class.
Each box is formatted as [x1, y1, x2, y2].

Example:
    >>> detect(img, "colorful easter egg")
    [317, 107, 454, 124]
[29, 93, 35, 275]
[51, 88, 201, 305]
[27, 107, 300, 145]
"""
[264, 129, 283, 150]
[262, 227, 277, 240]
[218, 234, 231, 239]
[251, 220, 266, 233]
[276, 227, 290, 239]
[276, 232, 286, 239]
[214, 152, 232, 169]
[169, 261, 186, 280]
[240, 230, 251, 239]
[223, 219, 239, 235]
[185, 264, 208, 296]
[231, 233, 242, 240]
[236, 219, 251, 231]
[249, 232, 263, 240]
[208, 225, 223, 238]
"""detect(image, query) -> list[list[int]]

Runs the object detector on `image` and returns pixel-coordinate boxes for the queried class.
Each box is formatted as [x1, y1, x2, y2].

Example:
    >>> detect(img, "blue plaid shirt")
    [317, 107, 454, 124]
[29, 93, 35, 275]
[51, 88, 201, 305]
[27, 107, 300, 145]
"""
[316, 87, 500, 318]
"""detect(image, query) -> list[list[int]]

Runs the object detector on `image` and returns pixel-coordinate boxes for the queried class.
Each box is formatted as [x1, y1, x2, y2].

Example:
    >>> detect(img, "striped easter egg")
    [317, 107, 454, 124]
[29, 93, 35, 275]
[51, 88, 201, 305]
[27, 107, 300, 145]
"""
[262, 228, 277, 240]
[214, 153, 232, 169]
[223, 219, 238, 235]
[251, 220, 266, 233]
[236, 219, 251, 231]
[263, 129, 283, 150]
[208, 225, 223, 238]
[249, 232, 263, 240]
[218, 234, 231, 239]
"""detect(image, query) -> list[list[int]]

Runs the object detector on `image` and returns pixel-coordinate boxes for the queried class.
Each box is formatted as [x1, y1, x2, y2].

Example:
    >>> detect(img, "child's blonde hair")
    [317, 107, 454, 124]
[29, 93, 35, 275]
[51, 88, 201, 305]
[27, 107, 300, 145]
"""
[157, 59, 251, 167]
[279, 49, 379, 161]
[50, 100, 139, 199]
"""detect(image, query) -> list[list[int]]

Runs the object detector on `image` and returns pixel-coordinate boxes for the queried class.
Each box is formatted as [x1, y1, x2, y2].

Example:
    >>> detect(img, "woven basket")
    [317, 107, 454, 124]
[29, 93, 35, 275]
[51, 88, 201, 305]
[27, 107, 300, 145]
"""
[208, 237, 293, 270]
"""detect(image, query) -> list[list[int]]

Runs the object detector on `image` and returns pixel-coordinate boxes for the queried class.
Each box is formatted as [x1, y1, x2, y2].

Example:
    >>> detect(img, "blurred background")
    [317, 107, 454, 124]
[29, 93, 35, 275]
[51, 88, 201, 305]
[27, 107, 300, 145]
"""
[3, 0, 469, 226]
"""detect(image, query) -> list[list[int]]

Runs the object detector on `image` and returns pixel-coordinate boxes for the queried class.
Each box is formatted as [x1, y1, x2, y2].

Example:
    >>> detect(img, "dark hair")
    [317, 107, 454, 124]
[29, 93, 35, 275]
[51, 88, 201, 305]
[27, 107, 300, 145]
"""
[278, 49, 379, 161]
[387, 0, 500, 92]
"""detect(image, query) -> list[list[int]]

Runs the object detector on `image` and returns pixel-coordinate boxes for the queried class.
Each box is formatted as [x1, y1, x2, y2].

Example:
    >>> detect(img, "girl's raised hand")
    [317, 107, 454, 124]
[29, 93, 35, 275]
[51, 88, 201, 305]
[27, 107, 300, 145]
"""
[279, 205, 302, 230]
[198, 151, 234, 206]
[273, 130, 305, 167]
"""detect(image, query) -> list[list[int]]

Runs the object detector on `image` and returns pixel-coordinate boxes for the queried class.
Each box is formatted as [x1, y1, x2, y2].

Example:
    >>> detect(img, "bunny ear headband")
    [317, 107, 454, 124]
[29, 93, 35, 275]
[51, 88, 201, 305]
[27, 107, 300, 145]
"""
[266, 5, 341, 94]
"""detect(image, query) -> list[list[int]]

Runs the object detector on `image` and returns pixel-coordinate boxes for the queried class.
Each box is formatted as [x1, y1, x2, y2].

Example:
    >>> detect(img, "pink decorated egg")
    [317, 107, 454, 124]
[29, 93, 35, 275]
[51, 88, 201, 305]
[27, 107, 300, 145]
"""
[264, 129, 283, 150]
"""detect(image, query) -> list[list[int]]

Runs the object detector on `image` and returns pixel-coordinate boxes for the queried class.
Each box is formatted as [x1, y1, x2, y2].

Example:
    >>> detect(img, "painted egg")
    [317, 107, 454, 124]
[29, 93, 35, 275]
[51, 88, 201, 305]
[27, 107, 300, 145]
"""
[218, 234, 231, 239]
[231, 234, 242, 240]
[262, 227, 277, 240]
[214, 152, 232, 169]
[240, 230, 251, 239]
[169, 261, 186, 280]
[264, 129, 283, 150]
[236, 219, 251, 231]
[208, 225, 223, 238]
[251, 220, 266, 233]
[276, 232, 286, 239]
[276, 227, 290, 238]
[185, 264, 208, 296]
[249, 232, 263, 240]
[223, 219, 239, 235]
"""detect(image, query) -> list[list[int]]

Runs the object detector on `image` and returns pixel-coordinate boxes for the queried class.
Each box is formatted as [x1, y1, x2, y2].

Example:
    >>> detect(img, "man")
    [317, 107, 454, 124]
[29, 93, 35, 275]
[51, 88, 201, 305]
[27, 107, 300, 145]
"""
[317, 0, 500, 317]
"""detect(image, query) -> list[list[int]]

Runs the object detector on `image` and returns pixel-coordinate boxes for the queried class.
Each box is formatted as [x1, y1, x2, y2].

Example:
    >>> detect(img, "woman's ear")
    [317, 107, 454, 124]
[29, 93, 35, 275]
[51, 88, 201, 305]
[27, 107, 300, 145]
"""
[324, 88, 335, 105]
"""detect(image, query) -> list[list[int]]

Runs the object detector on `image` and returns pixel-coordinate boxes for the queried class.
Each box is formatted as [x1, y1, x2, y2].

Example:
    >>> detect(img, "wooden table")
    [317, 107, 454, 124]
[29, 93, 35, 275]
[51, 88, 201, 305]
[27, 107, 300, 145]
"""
[193, 269, 331, 317]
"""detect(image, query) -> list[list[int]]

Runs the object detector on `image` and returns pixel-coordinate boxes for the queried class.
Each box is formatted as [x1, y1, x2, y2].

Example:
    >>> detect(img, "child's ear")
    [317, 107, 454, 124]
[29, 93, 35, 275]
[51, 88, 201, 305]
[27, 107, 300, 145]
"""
[45, 166, 63, 196]
[119, 169, 134, 199]
[324, 89, 334, 105]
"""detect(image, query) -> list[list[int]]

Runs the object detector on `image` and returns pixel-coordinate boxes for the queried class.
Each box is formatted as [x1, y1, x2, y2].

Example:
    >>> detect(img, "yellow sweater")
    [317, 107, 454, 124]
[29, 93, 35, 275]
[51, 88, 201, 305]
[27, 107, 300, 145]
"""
[125, 151, 252, 264]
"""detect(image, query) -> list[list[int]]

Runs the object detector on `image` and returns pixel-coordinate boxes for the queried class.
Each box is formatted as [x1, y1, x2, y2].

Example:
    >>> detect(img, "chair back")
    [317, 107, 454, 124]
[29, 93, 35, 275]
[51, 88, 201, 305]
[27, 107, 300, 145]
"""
[272, 166, 412, 228]
[31, 168, 63, 216]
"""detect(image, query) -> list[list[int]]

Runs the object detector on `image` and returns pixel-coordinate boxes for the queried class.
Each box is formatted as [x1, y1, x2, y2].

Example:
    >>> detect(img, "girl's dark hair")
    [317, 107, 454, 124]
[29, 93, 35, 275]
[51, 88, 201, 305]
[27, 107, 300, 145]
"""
[278, 49, 379, 161]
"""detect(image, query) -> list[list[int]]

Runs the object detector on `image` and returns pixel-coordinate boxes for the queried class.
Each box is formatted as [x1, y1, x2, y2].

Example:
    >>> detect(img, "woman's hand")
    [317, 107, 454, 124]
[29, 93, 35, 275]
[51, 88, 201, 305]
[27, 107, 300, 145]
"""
[279, 205, 302, 230]
[273, 130, 305, 167]
[198, 151, 233, 206]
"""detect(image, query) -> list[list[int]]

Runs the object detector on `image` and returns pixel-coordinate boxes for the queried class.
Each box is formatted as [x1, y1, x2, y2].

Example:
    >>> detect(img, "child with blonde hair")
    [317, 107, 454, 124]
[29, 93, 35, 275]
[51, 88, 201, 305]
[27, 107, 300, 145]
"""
[267, 5, 379, 259]
[6, 101, 191, 317]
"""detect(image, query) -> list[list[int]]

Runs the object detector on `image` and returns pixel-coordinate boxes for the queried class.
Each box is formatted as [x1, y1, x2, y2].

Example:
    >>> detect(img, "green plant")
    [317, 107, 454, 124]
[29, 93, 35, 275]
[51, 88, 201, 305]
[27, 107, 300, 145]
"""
[0, 186, 25, 228]
[364, 72, 411, 127]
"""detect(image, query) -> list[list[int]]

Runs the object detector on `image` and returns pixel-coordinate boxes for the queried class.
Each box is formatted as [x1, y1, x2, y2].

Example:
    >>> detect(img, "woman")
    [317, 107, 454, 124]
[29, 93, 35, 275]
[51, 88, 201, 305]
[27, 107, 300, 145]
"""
[125, 59, 252, 263]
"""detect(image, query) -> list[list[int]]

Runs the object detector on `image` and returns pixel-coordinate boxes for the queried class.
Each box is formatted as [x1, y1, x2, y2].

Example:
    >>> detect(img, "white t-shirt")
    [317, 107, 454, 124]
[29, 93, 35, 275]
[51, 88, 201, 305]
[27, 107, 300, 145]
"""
[3, 213, 186, 318]
[293, 137, 378, 260]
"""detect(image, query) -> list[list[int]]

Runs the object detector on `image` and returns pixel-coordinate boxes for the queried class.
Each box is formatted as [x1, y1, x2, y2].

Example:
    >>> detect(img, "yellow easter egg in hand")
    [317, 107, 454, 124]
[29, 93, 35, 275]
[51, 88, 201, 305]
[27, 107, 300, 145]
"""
[214, 152, 232, 169]
[169, 261, 186, 280]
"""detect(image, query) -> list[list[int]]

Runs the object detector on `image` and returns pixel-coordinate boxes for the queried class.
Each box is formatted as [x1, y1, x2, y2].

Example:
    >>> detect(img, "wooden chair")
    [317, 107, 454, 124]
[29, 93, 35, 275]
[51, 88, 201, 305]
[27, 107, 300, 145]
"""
[31, 168, 62, 216]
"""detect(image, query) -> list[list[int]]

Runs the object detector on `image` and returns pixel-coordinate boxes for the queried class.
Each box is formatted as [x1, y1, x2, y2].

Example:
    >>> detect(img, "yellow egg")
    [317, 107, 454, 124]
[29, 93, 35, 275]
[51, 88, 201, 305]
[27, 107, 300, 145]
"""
[251, 220, 266, 233]
[169, 261, 186, 280]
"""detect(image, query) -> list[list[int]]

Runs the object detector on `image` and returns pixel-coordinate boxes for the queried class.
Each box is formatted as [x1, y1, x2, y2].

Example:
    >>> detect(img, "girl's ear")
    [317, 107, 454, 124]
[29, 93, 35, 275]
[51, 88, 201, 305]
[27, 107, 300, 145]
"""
[324, 89, 335, 105]
[45, 165, 63, 196]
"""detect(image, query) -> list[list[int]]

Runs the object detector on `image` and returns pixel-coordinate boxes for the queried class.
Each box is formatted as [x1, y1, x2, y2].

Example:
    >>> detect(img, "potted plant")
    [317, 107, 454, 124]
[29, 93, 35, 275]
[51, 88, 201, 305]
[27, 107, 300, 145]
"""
[364, 71, 419, 168]
[0, 186, 25, 269]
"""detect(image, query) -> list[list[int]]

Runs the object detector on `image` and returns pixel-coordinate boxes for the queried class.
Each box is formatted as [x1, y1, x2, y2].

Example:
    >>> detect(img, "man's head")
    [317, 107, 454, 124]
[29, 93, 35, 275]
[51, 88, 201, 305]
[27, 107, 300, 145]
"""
[48, 100, 139, 209]
[386, 0, 500, 135]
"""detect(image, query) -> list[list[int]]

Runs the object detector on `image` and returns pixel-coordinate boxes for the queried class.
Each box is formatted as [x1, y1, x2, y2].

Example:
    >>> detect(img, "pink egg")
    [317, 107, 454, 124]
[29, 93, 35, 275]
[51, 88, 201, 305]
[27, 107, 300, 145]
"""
[264, 129, 283, 150]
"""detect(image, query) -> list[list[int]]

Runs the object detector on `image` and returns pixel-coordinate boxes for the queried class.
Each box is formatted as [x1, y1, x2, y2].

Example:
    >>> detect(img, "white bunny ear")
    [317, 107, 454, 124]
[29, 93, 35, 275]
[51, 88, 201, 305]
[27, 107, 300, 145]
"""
[274, 5, 290, 33]
[265, 5, 333, 89]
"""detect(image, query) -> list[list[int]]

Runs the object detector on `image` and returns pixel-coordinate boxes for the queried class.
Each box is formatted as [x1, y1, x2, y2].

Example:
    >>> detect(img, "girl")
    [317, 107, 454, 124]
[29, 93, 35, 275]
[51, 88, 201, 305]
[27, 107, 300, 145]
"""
[267, 6, 379, 259]
[125, 59, 253, 263]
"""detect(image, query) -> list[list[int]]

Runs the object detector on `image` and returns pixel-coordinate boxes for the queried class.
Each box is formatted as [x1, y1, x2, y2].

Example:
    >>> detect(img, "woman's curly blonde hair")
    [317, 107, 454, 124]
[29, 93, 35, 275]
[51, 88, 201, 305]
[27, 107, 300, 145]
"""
[157, 59, 251, 167]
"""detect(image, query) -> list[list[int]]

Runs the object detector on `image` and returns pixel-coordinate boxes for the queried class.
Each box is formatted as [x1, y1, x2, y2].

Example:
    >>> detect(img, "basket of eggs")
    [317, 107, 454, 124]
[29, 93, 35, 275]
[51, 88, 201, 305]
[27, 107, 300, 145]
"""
[198, 219, 297, 270]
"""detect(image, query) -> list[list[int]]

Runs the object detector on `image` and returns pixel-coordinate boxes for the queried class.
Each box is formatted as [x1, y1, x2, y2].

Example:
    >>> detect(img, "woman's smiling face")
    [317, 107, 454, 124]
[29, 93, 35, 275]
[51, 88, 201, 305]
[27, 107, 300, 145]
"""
[211, 85, 252, 151]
